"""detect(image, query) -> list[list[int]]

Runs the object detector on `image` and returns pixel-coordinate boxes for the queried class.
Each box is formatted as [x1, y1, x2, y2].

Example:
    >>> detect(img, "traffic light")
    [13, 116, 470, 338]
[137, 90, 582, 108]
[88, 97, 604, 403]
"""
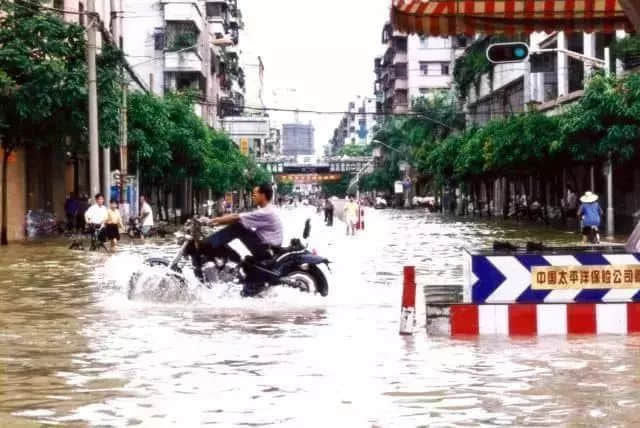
[486, 42, 530, 64]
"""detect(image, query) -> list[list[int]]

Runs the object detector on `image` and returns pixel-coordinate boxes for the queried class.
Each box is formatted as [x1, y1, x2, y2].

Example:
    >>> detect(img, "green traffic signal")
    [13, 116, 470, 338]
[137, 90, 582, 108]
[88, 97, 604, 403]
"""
[486, 42, 530, 64]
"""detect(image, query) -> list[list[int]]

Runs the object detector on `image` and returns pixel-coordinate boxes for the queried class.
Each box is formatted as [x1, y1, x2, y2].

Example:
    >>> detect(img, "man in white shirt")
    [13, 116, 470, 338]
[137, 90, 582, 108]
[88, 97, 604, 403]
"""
[84, 193, 108, 241]
[139, 195, 154, 237]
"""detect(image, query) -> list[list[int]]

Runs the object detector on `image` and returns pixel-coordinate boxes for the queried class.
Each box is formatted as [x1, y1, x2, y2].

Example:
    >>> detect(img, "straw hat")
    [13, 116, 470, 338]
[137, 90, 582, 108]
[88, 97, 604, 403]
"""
[580, 191, 598, 203]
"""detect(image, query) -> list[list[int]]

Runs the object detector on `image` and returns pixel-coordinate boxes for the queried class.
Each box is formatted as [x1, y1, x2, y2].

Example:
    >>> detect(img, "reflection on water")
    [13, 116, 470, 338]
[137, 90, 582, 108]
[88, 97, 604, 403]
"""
[0, 209, 639, 427]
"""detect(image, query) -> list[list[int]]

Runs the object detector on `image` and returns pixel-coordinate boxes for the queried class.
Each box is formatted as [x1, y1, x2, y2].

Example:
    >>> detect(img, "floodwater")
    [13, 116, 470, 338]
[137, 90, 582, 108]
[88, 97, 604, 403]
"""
[1, 207, 639, 427]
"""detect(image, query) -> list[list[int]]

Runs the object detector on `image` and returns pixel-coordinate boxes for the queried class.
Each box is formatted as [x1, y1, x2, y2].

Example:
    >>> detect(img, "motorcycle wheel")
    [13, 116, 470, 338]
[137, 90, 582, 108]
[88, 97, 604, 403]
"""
[283, 265, 329, 297]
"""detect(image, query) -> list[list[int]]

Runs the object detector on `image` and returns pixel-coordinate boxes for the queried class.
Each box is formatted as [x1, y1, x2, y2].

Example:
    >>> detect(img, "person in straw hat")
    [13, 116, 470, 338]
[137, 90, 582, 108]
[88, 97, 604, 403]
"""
[577, 191, 602, 244]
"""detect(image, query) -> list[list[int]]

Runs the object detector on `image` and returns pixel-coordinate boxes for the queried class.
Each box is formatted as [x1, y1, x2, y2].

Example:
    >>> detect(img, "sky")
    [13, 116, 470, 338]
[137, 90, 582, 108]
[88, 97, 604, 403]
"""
[240, 0, 391, 155]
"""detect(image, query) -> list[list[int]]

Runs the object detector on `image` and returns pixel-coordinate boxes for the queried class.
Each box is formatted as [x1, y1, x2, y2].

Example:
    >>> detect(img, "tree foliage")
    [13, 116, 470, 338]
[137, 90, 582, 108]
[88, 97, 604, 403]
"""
[368, 72, 640, 194]
[127, 91, 270, 197]
[556, 74, 640, 163]
[336, 143, 371, 157]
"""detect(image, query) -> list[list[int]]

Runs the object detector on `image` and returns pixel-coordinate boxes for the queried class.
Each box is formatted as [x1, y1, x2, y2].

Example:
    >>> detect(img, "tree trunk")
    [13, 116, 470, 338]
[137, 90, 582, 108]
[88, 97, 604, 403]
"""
[73, 155, 79, 196]
[156, 186, 163, 220]
[164, 189, 170, 224]
[503, 177, 509, 219]
[1, 147, 11, 245]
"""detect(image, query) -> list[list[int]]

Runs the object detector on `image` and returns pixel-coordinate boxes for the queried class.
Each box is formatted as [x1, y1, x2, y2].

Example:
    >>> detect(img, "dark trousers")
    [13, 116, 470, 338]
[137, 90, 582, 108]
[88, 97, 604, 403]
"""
[197, 223, 270, 268]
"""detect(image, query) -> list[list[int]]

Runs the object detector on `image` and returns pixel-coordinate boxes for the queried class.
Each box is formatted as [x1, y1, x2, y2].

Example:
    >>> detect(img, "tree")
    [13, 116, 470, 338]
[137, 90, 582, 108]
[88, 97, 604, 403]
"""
[277, 180, 294, 196]
[0, 2, 87, 244]
[557, 74, 640, 163]
[322, 174, 353, 198]
[337, 143, 371, 157]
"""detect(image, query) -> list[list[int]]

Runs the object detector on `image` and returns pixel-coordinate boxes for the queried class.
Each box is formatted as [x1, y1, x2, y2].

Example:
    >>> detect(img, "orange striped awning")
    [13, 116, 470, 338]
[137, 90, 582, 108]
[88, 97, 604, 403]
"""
[392, 0, 634, 35]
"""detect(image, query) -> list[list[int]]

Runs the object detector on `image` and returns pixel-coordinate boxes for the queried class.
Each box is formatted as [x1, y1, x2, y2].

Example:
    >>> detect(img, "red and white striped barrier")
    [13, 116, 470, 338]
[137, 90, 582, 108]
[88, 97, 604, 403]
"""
[357, 205, 365, 230]
[400, 266, 416, 335]
[449, 303, 640, 336]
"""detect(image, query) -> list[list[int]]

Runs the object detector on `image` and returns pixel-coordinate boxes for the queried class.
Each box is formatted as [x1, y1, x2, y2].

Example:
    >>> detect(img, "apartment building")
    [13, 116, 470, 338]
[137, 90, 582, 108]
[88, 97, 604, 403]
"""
[464, 32, 623, 126]
[330, 96, 378, 154]
[282, 123, 315, 157]
[374, 22, 464, 116]
[122, 0, 245, 128]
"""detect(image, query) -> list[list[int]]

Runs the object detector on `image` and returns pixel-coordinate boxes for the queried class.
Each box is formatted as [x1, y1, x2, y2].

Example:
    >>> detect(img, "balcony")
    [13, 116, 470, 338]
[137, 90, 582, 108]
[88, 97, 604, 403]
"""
[164, 50, 204, 75]
[394, 79, 408, 90]
[393, 51, 407, 64]
[163, 1, 204, 32]
[205, 0, 230, 24]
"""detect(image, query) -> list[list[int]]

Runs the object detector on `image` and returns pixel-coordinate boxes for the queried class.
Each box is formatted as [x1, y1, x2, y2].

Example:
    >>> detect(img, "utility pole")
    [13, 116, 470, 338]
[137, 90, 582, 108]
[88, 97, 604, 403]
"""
[87, 0, 100, 200]
[604, 47, 615, 237]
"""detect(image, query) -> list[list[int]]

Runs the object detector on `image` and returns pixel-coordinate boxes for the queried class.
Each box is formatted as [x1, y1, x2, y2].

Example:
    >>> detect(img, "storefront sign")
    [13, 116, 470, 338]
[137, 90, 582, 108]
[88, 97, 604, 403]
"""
[532, 265, 640, 289]
[275, 173, 341, 183]
[394, 181, 404, 194]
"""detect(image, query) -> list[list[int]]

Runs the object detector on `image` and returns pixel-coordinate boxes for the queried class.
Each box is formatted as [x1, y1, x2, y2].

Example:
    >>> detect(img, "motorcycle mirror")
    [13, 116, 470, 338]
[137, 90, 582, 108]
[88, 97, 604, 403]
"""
[303, 219, 311, 239]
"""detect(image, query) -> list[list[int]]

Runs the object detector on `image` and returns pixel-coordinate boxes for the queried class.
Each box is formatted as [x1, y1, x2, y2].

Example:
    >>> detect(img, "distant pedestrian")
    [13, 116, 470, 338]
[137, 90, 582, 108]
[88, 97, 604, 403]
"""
[139, 195, 154, 238]
[566, 187, 578, 217]
[64, 192, 79, 231]
[325, 199, 334, 227]
[578, 191, 603, 243]
[105, 199, 124, 249]
[344, 196, 358, 236]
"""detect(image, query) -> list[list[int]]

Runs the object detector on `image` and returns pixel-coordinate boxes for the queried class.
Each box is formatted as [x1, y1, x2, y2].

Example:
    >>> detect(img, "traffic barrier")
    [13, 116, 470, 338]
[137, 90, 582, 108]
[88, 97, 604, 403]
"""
[444, 303, 640, 336]
[466, 250, 640, 304]
[400, 266, 416, 335]
[356, 204, 365, 230]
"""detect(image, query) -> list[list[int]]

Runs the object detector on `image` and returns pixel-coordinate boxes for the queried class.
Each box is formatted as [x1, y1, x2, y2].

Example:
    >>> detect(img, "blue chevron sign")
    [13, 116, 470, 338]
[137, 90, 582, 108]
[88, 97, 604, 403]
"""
[464, 250, 640, 304]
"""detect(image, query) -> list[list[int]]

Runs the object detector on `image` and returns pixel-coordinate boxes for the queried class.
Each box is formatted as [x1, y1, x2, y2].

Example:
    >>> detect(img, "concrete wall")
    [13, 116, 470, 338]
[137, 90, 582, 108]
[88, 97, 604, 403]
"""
[0, 149, 27, 241]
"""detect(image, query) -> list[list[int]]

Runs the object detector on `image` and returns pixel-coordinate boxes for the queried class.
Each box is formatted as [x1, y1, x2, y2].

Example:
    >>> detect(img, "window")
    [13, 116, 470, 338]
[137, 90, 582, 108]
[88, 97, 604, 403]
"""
[53, 0, 63, 10]
[206, 3, 224, 18]
[419, 61, 429, 75]
[419, 36, 428, 49]
[419, 88, 430, 95]
[420, 62, 450, 76]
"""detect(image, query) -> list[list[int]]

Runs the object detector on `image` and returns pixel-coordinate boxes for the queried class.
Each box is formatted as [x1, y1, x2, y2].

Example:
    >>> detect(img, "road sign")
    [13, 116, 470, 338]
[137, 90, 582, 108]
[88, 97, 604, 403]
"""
[395, 181, 404, 194]
[487, 42, 530, 64]
[240, 139, 249, 155]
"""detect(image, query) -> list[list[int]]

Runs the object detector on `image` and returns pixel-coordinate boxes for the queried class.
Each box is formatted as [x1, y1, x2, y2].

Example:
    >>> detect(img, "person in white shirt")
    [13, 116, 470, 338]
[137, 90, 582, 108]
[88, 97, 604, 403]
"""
[84, 193, 108, 241]
[139, 195, 154, 237]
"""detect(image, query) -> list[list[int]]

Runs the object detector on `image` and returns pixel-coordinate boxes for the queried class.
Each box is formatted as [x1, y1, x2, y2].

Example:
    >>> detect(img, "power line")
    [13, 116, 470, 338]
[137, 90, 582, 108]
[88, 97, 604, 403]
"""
[11, 0, 86, 15]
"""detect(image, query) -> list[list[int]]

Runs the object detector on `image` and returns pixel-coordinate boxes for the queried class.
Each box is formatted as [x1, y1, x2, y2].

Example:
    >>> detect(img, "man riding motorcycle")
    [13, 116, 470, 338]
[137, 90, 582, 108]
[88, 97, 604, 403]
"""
[196, 183, 282, 278]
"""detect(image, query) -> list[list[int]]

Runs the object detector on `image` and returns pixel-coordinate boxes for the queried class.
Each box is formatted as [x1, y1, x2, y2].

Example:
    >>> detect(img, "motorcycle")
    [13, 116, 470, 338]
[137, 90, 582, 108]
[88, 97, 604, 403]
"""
[128, 217, 330, 299]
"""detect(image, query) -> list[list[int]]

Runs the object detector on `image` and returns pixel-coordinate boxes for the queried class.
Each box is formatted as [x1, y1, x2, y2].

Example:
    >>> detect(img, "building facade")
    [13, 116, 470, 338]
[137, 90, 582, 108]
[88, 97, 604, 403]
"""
[1, 0, 124, 241]
[330, 96, 378, 154]
[374, 22, 464, 116]
[463, 32, 622, 125]
[122, 0, 245, 128]
[282, 123, 315, 157]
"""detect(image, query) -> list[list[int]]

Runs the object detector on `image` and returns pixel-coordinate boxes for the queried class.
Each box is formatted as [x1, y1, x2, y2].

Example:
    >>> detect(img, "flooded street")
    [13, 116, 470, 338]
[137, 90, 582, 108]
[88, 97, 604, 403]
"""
[1, 207, 640, 427]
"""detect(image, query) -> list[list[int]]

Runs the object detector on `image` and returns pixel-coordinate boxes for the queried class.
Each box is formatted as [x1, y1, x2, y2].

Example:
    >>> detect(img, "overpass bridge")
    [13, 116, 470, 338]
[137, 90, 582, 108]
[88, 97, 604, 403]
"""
[257, 156, 373, 184]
